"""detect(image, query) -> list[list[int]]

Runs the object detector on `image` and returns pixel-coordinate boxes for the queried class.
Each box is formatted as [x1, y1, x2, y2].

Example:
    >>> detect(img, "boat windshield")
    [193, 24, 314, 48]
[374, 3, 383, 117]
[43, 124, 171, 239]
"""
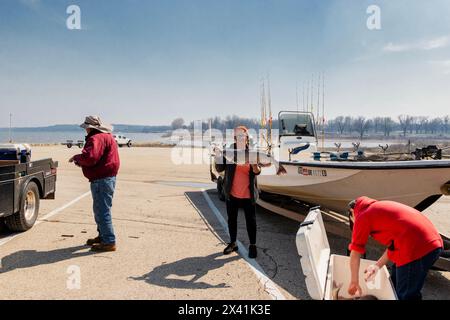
[279, 112, 315, 137]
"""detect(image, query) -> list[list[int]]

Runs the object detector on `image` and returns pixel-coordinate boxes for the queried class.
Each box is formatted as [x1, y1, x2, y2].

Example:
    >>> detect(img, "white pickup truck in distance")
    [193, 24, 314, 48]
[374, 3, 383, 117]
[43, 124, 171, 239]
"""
[114, 134, 132, 148]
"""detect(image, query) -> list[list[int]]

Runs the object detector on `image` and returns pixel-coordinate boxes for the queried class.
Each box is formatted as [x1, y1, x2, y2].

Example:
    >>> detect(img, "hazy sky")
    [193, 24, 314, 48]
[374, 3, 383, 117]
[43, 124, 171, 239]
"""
[1, 0, 450, 127]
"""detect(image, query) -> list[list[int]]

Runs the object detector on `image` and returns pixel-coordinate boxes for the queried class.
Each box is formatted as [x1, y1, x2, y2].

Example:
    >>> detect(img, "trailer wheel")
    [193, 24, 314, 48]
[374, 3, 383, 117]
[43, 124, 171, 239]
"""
[217, 177, 225, 201]
[0, 218, 7, 233]
[5, 181, 40, 232]
[67, 143, 73, 149]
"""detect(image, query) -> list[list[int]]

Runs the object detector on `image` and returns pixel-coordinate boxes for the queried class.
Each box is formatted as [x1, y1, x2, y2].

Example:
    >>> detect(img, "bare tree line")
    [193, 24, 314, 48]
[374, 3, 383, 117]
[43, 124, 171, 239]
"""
[173, 116, 267, 132]
[171, 114, 450, 139]
[327, 115, 450, 139]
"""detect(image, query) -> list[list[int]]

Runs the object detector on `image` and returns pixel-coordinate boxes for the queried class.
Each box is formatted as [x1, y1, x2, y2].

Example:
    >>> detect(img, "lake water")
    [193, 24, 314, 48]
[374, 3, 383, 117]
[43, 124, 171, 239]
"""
[0, 129, 439, 149]
[0, 130, 170, 144]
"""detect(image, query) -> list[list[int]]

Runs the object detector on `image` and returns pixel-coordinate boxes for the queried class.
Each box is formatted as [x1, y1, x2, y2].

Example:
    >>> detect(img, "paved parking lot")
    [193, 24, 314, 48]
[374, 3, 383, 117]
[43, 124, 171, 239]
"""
[0, 146, 448, 299]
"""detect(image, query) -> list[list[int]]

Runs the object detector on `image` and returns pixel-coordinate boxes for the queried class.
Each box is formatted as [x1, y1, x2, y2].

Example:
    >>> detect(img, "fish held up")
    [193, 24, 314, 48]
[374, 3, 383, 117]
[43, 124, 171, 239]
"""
[332, 281, 378, 300]
[215, 148, 286, 175]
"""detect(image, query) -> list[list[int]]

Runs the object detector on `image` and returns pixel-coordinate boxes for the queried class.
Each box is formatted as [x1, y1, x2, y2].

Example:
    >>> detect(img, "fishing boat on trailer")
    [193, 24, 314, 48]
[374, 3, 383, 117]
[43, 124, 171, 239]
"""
[256, 111, 450, 214]
[210, 110, 450, 214]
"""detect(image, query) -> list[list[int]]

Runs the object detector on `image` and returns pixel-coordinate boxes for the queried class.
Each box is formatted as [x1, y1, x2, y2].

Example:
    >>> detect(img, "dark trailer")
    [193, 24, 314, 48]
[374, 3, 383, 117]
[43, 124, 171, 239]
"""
[0, 159, 58, 231]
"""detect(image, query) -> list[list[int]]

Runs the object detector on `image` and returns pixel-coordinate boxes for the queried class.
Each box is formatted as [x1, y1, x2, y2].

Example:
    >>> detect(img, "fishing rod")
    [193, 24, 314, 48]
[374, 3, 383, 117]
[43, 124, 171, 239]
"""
[260, 78, 268, 151]
[306, 79, 309, 113]
[317, 73, 320, 129]
[267, 75, 273, 153]
[322, 72, 325, 150]
[310, 74, 314, 115]
[302, 81, 306, 112]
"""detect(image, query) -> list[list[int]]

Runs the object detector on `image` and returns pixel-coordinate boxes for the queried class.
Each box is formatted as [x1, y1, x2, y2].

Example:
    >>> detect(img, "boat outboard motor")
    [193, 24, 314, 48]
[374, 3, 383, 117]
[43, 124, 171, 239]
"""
[413, 145, 442, 160]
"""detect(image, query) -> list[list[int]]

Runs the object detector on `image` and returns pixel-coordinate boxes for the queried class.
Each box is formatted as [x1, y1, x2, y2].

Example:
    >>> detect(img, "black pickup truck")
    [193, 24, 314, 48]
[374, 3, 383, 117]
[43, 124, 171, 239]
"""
[0, 159, 58, 231]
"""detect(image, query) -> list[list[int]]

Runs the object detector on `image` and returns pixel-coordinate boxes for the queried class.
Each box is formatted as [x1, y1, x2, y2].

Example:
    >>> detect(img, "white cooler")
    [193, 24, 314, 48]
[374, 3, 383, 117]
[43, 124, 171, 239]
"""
[296, 208, 398, 300]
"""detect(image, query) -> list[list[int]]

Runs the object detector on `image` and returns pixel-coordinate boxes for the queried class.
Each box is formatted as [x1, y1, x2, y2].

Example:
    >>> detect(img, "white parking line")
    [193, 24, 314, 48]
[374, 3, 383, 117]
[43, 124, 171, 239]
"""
[0, 191, 90, 247]
[37, 191, 91, 223]
[201, 189, 286, 300]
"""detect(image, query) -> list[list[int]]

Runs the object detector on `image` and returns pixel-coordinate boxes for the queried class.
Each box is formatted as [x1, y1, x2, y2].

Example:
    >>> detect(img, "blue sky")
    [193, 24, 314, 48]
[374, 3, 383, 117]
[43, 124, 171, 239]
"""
[1, 0, 450, 127]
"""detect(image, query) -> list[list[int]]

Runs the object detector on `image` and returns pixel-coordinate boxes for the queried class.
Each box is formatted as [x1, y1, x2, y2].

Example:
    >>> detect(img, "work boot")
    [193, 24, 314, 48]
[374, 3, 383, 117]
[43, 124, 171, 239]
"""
[91, 243, 117, 252]
[248, 244, 257, 259]
[86, 236, 101, 246]
[223, 242, 238, 255]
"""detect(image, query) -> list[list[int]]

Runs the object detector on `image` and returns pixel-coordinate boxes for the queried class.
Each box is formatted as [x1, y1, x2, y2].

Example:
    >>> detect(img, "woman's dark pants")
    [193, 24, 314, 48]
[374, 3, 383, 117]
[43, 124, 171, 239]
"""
[226, 196, 257, 245]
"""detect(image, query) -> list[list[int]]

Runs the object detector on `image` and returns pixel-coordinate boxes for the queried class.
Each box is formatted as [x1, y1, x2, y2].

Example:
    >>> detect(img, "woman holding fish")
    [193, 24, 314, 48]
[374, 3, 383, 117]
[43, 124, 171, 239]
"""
[214, 126, 263, 259]
[347, 196, 443, 300]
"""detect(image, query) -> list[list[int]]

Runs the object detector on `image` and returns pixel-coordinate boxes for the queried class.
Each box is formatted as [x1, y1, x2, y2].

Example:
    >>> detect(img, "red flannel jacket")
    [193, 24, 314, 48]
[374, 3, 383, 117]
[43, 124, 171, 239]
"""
[73, 131, 120, 182]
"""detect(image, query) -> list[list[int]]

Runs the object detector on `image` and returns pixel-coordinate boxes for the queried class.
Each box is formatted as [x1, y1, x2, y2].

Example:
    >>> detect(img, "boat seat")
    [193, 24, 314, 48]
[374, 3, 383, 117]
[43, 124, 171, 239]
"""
[291, 143, 311, 155]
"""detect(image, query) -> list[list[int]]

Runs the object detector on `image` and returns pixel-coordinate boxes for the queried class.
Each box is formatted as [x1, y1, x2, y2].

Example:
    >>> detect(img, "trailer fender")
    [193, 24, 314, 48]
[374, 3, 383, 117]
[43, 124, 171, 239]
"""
[22, 177, 44, 199]
[13, 177, 42, 214]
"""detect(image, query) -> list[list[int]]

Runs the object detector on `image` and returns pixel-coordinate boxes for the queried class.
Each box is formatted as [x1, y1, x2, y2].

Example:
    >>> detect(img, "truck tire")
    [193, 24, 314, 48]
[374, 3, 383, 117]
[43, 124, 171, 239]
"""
[67, 143, 72, 149]
[78, 143, 83, 148]
[5, 181, 40, 232]
[217, 177, 225, 202]
[127, 141, 132, 148]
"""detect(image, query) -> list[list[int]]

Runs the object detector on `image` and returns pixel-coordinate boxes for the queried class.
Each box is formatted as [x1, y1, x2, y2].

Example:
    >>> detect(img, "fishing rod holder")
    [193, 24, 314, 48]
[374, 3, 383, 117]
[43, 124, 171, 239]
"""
[379, 144, 389, 154]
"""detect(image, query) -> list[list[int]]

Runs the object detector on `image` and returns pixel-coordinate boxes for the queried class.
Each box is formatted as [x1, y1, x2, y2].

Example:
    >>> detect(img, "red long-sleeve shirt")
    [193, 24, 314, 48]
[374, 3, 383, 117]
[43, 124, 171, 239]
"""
[73, 131, 120, 182]
[349, 196, 443, 266]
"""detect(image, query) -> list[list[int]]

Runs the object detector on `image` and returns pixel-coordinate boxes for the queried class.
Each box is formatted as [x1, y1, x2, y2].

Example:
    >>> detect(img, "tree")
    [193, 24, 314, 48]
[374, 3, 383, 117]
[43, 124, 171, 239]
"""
[344, 116, 353, 134]
[171, 118, 185, 130]
[414, 116, 428, 134]
[383, 117, 394, 137]
[443, 115, 449, 135]
[353, 117, 370, 140]
[429, 118, 443, 134]
[335, 116, 346, 134]
[373, 117, 384, 134]
[409, 117, 418, 134]
[398, 115, 412, 137]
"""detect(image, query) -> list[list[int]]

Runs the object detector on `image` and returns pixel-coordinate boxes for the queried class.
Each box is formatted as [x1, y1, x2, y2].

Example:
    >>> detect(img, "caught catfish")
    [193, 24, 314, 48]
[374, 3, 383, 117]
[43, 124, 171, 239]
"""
[332, 282, 378, 300]
[214, 147, 286, 175]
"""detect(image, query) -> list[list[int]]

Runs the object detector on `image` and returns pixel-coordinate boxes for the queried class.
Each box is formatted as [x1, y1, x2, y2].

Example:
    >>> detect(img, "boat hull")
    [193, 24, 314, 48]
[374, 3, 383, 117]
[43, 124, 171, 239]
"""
[258, 160, 450, 213]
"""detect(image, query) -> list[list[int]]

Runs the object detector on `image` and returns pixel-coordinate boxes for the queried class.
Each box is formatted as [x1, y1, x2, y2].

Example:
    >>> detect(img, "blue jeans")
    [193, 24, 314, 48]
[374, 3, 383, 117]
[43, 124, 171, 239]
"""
[90, 177, 116, 244]
[391, 247, 442, 300]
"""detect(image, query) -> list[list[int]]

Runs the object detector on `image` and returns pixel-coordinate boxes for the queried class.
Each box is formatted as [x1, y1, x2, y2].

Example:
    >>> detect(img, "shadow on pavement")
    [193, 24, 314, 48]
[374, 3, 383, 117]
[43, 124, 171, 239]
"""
[183, 190, 318, 299]
[130, 252, 240, 289]
[0, 245, 95, 274]
[182, 189, 450, 300]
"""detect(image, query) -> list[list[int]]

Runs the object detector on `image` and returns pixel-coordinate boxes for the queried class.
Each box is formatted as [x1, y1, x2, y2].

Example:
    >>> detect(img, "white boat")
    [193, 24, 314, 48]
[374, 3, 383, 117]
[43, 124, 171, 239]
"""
[211, 111, 450, 214]
[256, 111, 450, 213]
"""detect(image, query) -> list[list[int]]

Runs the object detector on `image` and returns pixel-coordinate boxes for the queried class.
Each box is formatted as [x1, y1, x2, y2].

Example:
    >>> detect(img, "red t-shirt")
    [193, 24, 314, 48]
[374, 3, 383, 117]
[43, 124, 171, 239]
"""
[349, 196, 443, 267]
[230, 164, 251, 199]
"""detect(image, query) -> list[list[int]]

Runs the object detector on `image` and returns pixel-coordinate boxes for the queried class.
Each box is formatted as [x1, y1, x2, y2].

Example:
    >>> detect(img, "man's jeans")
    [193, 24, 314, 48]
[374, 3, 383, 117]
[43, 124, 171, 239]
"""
[90, 177, 116, 244]
[391, 247, 443, 300]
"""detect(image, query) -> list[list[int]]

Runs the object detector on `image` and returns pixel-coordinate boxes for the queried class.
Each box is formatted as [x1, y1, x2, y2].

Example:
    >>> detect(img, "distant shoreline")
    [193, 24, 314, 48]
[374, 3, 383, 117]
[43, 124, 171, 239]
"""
[0, 124, 171, 133]
[30, 142, 176, 148]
